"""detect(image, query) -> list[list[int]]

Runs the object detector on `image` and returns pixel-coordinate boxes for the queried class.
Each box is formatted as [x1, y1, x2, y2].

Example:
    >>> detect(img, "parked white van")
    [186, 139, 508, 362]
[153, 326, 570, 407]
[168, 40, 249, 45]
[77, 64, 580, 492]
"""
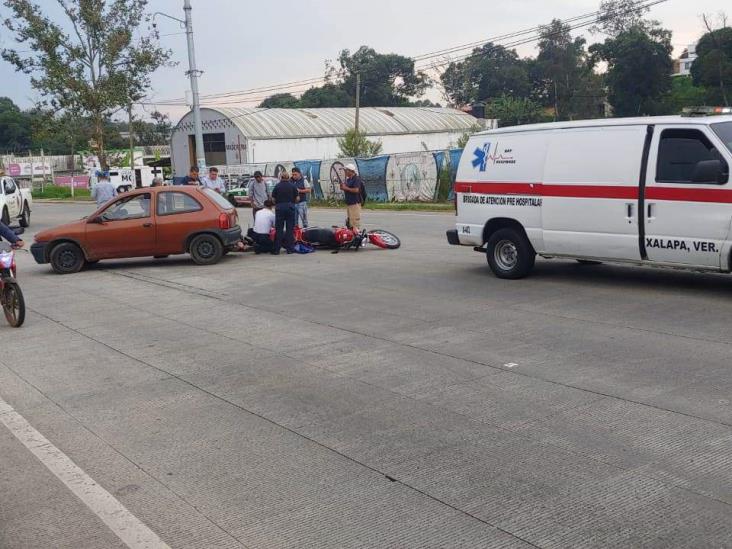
[447, 113, 732, 279]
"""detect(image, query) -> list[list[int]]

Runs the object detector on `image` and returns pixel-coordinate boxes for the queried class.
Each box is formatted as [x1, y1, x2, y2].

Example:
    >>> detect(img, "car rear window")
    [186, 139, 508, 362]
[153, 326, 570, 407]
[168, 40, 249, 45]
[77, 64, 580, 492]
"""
[203, 188, 234, 210]
[157, 192, 202, 216]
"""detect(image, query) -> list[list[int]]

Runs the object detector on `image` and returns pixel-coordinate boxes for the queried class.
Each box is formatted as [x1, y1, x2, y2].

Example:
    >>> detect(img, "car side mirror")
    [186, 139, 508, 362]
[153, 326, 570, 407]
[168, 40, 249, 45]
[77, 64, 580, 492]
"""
[691, 159, 728, 184]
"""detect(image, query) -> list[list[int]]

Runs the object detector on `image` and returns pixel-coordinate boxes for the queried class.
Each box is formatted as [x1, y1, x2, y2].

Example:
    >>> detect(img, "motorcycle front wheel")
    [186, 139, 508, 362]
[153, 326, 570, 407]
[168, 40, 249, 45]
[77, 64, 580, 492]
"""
[367, 230, 401, 250]
[2, 282, 25, 327]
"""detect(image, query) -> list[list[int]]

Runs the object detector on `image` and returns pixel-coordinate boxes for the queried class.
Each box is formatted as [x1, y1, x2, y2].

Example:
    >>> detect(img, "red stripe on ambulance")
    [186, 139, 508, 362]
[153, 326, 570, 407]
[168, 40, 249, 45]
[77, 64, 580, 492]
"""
[454, 181, 732, 204]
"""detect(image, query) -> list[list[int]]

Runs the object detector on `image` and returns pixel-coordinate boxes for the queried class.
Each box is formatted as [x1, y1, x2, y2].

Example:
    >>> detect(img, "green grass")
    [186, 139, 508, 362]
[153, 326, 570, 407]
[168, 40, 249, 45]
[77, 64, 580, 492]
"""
[309, 200, 454, 212]
[32, 185, 92, 200]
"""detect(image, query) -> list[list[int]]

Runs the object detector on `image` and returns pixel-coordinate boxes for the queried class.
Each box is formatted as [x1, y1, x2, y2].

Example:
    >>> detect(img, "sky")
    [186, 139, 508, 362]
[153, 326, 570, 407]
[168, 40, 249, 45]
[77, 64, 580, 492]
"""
[0, 0, 727, 122]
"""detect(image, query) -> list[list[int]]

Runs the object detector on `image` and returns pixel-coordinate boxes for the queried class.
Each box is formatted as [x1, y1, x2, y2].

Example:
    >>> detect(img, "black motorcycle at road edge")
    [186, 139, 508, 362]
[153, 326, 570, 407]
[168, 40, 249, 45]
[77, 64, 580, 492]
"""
[0, 228, 25, 327]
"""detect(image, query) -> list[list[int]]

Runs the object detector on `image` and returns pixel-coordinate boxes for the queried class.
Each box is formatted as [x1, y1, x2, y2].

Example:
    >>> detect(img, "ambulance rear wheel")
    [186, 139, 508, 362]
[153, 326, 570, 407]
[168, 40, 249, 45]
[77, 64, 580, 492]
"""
[486, 228, 535, 279]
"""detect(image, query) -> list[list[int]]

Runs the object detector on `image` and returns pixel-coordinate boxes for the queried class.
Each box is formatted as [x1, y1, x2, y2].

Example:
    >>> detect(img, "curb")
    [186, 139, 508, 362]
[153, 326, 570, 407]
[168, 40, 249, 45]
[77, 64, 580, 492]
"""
[34, 200, 94, 205]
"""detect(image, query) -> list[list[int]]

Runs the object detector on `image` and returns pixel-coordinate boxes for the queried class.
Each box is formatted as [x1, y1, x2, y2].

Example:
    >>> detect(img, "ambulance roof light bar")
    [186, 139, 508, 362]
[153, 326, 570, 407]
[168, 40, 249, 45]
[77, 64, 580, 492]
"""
[681, 106, 732, 117]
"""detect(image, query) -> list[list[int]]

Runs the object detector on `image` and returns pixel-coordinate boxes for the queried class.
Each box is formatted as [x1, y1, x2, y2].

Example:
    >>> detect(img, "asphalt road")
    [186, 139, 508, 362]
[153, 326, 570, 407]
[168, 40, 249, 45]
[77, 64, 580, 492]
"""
[1, 203, 731, 548]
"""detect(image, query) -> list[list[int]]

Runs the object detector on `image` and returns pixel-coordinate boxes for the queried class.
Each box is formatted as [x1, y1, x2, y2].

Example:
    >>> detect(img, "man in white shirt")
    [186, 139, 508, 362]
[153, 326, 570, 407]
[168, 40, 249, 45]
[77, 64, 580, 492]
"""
[201, 167, 225, 193]
[248, 199, 276, 254]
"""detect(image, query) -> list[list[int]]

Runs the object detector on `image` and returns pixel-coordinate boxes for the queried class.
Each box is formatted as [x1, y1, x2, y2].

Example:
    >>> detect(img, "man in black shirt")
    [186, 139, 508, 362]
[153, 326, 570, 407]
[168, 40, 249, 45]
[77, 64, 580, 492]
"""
[271, 171, 299, 254]
[184, 166, 201, 185]
[341, 163, 365, 230]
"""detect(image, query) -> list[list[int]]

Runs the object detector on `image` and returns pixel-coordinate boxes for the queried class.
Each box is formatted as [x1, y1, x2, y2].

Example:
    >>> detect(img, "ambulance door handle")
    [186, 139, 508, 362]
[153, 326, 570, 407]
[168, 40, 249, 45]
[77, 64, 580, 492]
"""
[647, 203, 655, 221]
[626, 203, 634, 223]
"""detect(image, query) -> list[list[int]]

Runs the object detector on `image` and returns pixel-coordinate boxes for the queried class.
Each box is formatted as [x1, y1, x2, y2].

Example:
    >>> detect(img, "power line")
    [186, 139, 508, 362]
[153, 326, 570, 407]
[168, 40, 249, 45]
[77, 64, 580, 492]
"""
[146, 0, 668, 107]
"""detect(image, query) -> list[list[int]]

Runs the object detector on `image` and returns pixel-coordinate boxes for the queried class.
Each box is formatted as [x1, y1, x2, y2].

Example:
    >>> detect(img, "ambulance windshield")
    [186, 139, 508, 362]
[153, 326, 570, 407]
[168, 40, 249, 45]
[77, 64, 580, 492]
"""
[712, 122, 732, 154]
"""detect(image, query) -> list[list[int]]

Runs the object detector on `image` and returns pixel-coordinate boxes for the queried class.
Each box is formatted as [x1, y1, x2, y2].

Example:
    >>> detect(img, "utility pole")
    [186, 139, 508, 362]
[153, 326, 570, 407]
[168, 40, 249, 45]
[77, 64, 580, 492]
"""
[128, 103, 135, 173]
[355, 72, 361, 133]
[183, 0, 206, 171]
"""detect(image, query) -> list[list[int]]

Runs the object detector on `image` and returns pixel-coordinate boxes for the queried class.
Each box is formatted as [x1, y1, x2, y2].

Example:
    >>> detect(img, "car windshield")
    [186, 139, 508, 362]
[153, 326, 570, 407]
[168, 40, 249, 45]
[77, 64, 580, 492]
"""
[711, 122, 732, 154]
[204, 188, 234, 210]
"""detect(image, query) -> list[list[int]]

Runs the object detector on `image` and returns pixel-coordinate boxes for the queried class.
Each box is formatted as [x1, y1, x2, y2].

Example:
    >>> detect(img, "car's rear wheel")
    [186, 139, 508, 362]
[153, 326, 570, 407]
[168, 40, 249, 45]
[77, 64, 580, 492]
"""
[19, 202, 30, 228]
[50, 242, 85, 274]
[189, 234, 224, 265]
[486, 228, 535, 279]
[1, 208, 9, 226]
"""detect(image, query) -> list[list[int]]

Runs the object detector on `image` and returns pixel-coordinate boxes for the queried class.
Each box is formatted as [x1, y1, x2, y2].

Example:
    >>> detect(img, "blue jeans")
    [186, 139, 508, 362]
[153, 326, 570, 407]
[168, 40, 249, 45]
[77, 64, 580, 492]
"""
[296, 202, 309, 228]
[274, 204, 297, 253]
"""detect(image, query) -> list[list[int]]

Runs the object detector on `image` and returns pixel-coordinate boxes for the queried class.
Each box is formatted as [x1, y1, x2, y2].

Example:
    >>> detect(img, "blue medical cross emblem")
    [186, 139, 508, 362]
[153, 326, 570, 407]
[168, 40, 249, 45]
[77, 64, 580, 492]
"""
[472, 142, 491, 172]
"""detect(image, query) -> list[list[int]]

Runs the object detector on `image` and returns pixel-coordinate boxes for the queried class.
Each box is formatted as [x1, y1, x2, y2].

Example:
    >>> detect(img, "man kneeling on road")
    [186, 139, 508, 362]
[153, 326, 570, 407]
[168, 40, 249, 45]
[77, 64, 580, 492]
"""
[247, 199, 275, 254]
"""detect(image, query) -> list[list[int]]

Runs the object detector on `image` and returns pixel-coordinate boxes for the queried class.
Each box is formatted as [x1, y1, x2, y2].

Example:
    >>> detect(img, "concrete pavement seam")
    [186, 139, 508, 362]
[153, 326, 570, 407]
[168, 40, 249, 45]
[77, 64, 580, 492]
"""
[107, 268, 732, 430]
[24, 306, 543, 548]
[0, 357, 252, 549]
[32, 272, 732, 511]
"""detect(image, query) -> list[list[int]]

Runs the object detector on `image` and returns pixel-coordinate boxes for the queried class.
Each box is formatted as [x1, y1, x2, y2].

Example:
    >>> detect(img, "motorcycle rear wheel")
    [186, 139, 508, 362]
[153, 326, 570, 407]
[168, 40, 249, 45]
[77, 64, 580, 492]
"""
[367, 230, 401, 249]
[2, 282, 25, 327]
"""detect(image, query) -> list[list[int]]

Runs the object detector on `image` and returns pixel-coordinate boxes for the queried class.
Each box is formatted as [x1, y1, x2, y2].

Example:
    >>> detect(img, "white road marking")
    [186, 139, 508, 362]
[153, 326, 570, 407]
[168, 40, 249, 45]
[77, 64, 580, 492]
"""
[0, 396, 170, 549]
[504, 363, 519, 369]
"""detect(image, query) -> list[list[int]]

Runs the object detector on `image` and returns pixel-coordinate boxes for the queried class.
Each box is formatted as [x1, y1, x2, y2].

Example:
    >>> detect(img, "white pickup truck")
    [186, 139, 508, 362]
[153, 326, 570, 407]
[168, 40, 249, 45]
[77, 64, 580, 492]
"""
[0, 176, 32, 228]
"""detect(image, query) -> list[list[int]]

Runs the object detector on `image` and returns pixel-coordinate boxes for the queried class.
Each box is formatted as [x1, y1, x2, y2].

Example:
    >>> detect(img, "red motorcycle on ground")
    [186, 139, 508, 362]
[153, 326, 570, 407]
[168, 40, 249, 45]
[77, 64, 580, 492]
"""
[0, 229, 26, 327]
[295, 225, 401, 251]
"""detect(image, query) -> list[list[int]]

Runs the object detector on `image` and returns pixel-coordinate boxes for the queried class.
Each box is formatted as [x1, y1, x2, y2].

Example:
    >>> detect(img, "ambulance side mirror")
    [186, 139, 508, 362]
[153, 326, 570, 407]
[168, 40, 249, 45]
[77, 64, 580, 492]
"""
[691, 159, 728, 184]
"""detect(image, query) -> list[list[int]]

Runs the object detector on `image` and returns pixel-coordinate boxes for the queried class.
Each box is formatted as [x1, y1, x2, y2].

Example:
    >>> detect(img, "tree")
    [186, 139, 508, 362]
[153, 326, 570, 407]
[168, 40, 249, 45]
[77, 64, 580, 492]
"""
[132, 111, 171, 145]
[338, 46, 429, 107]
[259, 93, 301, 108]
[659, 76, 709, 114]
[691, 16, 732, 106]
[590, 26, 673, 117]
[0, 97, 32, 153]
[534, 20, 603, 120]
[590, 0, 654, 37]
[485, 95, 544, 127]
[337, 129, 382, 158]
[299, 84, 351, 108]
[2, 0, 172, 168]
[441, 43, 531, 106]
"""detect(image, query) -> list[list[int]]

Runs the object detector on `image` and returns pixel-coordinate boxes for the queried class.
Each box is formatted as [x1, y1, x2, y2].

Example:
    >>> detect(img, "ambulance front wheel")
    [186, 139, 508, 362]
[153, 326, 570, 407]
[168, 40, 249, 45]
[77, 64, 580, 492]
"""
[486, 228, 535, 279]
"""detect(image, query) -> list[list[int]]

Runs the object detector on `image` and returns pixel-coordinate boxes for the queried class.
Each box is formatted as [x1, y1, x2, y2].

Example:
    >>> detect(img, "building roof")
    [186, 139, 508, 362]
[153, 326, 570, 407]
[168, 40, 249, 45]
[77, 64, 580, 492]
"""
[478, 115, 732, 136]
[175, 106, 479, 139]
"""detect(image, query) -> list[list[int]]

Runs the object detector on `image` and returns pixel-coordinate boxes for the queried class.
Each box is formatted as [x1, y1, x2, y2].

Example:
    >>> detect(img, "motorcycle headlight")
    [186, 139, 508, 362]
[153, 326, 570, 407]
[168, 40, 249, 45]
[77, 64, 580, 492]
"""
[0, 251, 13, 269]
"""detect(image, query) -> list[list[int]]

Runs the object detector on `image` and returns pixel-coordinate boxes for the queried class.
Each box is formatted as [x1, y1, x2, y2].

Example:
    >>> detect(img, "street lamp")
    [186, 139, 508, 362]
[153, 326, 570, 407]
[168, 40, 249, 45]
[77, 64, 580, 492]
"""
[153, 0, 206, 172]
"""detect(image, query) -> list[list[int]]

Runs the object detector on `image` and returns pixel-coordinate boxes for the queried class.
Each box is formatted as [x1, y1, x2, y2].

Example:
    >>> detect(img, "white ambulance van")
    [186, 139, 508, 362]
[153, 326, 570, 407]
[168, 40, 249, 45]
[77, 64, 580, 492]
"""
[447, 113, 732, 279]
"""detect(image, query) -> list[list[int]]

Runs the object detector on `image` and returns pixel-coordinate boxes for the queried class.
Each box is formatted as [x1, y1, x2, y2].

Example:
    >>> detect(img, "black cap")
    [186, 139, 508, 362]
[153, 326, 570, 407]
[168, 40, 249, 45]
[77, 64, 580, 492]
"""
[291, 167, 302, 174]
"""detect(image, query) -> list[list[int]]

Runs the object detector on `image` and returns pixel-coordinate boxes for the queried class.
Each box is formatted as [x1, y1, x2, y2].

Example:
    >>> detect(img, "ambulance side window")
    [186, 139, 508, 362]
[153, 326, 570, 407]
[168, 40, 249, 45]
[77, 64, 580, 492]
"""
[656, 129, 729, 184]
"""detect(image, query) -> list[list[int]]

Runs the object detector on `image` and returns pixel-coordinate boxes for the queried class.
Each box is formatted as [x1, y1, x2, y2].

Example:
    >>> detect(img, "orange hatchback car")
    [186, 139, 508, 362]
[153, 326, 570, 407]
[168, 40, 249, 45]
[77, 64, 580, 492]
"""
[31, 186, 242, 274]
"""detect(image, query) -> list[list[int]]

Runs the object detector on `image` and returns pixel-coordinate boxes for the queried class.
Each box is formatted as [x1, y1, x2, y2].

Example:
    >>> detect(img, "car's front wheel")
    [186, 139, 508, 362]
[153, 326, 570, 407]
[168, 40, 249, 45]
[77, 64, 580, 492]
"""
[19, 202, 30, 228]
[50, 242, 86, 274]
[486, 228, 535, 279]
[189, 234, 224, 265]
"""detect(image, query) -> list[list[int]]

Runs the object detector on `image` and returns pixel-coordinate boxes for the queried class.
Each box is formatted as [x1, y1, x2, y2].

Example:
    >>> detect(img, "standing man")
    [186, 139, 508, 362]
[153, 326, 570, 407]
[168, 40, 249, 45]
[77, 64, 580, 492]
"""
[246, 171, 269, 220]
[291, 167, 311, 228]
[184, 166, 201, 185]
[201, 167, 225, 193]
[340, 163, 365, 230]
[271, 171, 298, 255]
[91, 171, 117, 207]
